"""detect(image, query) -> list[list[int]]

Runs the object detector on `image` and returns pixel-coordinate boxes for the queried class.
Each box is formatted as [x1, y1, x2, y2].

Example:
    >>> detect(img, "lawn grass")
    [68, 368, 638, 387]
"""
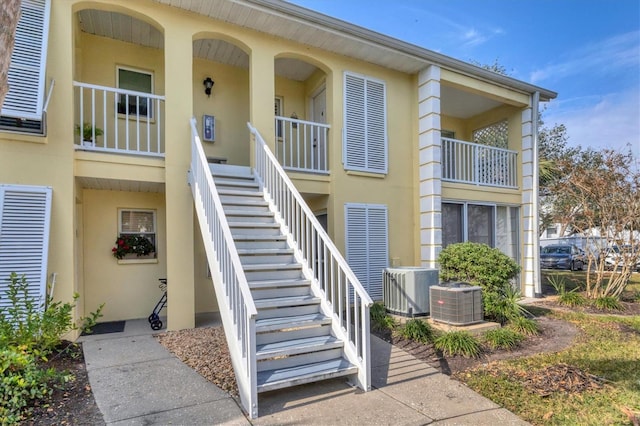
[542, 270, 640, 301]
[459, 308, 640, 425]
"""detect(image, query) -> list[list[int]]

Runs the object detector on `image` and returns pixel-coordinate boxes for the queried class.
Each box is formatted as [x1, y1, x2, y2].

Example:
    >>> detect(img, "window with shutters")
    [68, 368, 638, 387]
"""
[0, 0, 51, 131]
[343, 72, 387, 174]
[118, 209, 156, 258]
[0, 185, 52, 313]
[345, 203, 388, 300]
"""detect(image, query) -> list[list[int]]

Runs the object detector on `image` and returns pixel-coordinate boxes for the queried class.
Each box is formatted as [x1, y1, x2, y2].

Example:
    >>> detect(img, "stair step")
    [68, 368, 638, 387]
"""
[209, 164, 253, 178]
[218, 188, 263, 197]
[225, 210, 274, 223]
[239, 248, 295, 265]
[221, 199, 270, 208]
[256, 358, 357, 393]
[256, 335, 342, 360]
[214, 178, 259, 190]
[238, 248, 294, 256]
[248, 278, 311, 289]
[255, 295, 321, 309]
[256, 313, 332, 333]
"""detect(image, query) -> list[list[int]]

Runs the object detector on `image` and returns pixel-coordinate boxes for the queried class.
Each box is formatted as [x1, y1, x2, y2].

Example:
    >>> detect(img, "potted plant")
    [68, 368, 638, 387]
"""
[76, 122, 103, 147]
[112, 235, 156, 260]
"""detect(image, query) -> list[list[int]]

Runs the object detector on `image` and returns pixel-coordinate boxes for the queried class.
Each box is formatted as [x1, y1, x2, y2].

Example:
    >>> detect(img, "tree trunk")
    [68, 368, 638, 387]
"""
[0, 0, 21, 110]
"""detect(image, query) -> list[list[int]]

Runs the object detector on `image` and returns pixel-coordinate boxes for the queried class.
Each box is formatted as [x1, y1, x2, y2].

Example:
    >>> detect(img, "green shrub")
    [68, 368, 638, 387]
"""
[592, 296, 624, 311]
[508, 316, 540, 336]
[398, 318, 435, 343]
[438, 242, 520, 293]
[483, 328, 524, 350]
[0, 273, 103, 423]
[434, 330, 481, 358]
[483, 286, 531, 325]
[370, 302, 396, 331]
[0, 346, 60, 424]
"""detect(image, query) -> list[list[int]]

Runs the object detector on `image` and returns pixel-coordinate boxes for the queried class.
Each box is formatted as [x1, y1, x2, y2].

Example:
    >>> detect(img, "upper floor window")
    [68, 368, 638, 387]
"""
[117, 66, 153, 119]
[473, 120, 508, 149]
[343, 72, 387, 174]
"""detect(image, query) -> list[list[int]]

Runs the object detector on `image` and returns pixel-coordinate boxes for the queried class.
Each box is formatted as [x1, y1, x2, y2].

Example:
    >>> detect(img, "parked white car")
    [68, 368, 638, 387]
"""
[604, 245, 640, 272]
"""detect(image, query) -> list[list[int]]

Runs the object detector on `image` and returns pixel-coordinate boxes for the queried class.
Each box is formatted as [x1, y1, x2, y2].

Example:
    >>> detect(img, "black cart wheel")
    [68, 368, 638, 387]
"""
[150, 320, 163, 330]
[148, 313, 159, 323]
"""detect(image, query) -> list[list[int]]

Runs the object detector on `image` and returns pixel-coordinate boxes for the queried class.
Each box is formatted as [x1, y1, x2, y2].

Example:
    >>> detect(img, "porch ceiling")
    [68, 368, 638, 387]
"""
[441, 85, 503, 119]
[77, 177, 165, 193]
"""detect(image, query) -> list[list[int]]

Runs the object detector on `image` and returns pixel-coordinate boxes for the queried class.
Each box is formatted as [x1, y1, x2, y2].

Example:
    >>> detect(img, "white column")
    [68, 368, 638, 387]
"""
[418, 65, 442, 268]
[521, 105, 538, 297]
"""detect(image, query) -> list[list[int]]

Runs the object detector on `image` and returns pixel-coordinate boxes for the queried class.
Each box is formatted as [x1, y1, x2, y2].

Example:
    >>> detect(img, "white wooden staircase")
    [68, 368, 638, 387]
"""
[189, 119, 372, 419]
[212, 165, 359, 393]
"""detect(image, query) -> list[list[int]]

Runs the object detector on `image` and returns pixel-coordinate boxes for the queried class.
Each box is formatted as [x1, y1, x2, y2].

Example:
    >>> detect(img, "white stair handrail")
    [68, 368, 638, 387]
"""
[248, 122, 373, 392]
[190, 118, 258, 418]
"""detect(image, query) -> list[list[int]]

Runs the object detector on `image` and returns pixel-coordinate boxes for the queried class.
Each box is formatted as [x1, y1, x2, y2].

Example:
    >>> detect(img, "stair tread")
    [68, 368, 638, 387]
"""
[229, 222, 279, 228]
[256, 313, 331, 331]
[233, 234, 287, 241]
[214, 178, 259, 186]
[249, 278, 311, 288]
[218, 189, 263, 196]
[225, 210, 273, 217]
[238, 248, 294, 255]
[255, 295, 321, 308]
[243, 263, 301, 271]
[256, 358, 356, 391]
[256, 335, 341, 358]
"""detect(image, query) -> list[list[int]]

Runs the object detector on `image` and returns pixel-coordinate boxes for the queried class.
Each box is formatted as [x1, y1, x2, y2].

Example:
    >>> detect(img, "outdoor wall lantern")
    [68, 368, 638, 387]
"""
[290, 112, 298, 128]
[203, 77, 215, 97]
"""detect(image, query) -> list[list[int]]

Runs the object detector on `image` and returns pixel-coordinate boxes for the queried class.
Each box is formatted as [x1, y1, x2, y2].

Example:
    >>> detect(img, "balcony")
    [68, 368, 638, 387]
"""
[275, 116, 330, 174]
[74, 82, 165, 157]
[441, 137, 518, 189]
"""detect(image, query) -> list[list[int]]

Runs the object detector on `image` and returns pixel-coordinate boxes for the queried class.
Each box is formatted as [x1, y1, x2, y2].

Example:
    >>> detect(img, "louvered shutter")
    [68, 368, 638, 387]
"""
[0, 185, 52, 311]
[1, 0, 51, 120]
[343, 73, 387, 174]
[345, 203, 389, 300]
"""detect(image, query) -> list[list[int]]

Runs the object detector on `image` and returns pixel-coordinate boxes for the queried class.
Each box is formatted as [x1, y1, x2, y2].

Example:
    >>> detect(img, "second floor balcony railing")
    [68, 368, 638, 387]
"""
[275, 116, 330, 174]
[74, 81, 165, 157]
[442, 137, 518, 189]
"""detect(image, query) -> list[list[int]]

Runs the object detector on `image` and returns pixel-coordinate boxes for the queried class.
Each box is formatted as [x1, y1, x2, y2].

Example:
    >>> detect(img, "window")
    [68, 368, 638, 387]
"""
[344, 72, 387, 174]
[441, 130, 455, 139]
[275, 96, 283, 138]
[442, 202, 519, 262]
[1, 0, 51, 126]
[117, 66, 153, 118]
[345, 203, 388, 300]
[118, 209, 156, 256]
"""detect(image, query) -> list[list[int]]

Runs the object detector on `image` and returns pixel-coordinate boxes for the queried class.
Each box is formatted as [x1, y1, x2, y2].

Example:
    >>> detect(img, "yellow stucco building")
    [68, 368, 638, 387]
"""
[0, 0, 555, 417]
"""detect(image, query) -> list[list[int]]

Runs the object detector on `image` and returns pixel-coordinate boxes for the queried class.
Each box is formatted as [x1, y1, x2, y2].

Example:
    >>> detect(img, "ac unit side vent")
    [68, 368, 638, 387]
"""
[383, 267, 439, 317]
[429, 283, 483, 326]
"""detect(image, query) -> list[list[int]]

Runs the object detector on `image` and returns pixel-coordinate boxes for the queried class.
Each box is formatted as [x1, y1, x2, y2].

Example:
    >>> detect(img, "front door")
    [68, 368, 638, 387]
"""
[311, 87, 326, 171]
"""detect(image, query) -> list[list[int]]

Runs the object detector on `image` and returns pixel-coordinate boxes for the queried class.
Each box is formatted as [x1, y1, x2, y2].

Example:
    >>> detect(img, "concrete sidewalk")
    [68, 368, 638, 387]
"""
[80, 316, 528, 425]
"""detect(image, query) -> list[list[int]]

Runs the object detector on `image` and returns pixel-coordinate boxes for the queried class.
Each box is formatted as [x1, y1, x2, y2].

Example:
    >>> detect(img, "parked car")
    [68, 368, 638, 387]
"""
[540, 244, 586, 271]
[604, 245, 640, 272]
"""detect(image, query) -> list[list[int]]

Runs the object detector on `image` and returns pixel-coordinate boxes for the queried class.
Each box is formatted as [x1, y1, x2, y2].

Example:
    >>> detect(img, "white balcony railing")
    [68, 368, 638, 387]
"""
[442, 137, 518, 188]
[249, 122, 372, 393]
[275, 116, 330, 174]
[73, 82, 165, 157]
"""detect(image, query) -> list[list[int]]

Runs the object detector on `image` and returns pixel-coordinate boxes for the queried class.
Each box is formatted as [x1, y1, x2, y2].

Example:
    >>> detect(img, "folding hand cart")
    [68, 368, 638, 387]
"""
[148, 278, 167, 330]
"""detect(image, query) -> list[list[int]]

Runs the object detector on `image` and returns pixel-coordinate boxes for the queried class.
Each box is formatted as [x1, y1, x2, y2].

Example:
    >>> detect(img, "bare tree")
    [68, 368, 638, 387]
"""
[556, 148, 640, 299]
[0, 0, 21, 109]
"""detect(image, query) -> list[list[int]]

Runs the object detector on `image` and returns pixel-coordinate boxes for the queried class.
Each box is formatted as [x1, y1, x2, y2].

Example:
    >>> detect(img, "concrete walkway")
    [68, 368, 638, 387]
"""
[80, 315, 529, 425]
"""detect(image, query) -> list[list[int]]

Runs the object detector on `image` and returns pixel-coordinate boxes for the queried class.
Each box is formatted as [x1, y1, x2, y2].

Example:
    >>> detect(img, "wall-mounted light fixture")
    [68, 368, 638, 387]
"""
[203, 77, 215, 97]
[290, 112, 298, 129]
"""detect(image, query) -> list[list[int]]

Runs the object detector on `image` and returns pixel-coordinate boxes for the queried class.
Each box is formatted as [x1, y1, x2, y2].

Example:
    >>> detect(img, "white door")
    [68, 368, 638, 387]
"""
[312, 87, 327, 170]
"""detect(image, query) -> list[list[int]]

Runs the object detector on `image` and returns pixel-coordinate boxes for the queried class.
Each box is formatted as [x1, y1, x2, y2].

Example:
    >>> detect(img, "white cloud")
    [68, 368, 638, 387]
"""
[530, 31, 640, 84]
[544, 89, 640, 158]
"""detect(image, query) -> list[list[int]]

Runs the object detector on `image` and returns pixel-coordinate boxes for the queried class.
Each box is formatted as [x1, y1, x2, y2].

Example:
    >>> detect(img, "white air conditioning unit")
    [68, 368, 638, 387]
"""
[429, 283, 483, 325]
[383, 267, 439, 317]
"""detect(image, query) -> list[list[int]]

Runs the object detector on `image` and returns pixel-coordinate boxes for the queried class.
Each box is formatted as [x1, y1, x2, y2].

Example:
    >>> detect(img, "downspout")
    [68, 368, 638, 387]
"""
[531, 91, 541, 297]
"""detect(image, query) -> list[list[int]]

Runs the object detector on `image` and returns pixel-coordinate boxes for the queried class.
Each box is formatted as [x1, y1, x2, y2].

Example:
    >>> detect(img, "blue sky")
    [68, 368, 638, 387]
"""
[289, 0, 640, 158]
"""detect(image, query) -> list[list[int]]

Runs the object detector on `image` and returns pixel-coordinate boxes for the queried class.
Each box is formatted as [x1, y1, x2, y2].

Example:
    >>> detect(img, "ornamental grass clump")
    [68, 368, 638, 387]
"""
[434, 330, 481, 358]
[398, 318, 436, 343]
[483, 327, 524, 350]
[370, 302, 396, 331]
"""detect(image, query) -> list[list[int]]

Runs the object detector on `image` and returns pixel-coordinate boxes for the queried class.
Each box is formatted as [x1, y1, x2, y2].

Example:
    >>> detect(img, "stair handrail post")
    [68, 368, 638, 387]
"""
[248, 122, 373, 392]
[190, 118, 258, 419]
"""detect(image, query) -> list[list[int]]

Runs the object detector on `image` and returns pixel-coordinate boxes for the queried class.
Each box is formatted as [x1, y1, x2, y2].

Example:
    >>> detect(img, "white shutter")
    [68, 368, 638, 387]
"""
[343, 72, 387, 174]
[0, 185, 52, 311]
[1, 0, 51, 120]
[345, 203, 389, 300]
